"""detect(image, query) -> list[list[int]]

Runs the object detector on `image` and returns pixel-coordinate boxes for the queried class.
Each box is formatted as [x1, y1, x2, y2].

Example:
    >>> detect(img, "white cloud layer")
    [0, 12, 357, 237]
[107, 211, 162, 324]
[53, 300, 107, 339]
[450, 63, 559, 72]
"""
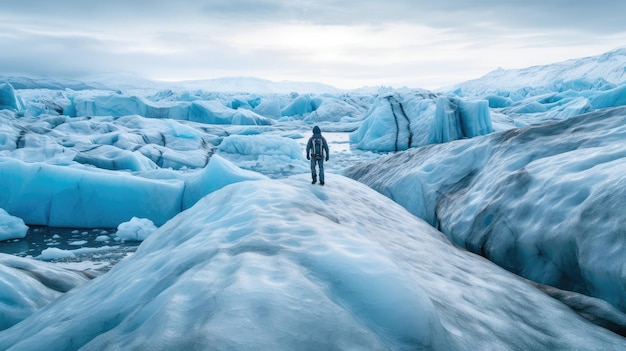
[2, 0, 626, 89]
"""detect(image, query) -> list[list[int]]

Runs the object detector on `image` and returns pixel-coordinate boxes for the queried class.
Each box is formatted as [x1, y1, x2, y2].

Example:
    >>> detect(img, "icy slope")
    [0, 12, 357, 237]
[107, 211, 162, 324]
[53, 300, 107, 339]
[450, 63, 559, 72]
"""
[0, 175, 624, 350]
[345, 105, 626, 314]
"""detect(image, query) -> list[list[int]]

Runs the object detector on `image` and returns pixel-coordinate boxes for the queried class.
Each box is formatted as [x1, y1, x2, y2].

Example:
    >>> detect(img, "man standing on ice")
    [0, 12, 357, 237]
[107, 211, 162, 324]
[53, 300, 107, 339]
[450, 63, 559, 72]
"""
[306, 126, 329, 185]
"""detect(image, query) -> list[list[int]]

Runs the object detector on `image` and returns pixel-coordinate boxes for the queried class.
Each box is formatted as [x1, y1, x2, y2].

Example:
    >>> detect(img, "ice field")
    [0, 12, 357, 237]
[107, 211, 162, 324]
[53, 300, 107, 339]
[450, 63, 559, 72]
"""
[1, 48, 626, 349]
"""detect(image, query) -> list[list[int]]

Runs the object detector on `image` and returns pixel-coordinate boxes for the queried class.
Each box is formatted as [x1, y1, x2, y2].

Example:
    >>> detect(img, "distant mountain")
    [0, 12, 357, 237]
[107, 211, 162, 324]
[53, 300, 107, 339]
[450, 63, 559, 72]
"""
[0, 73, 345, 95]
[0, 75, 109, 91]
[162, 76, 344, 95]
[448, 47, 626, 96]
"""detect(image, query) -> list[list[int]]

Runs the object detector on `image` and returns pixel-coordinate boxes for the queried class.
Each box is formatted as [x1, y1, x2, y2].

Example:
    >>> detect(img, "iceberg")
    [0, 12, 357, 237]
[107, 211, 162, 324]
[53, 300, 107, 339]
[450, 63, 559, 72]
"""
[0, 208, 28, 241]
[0, 154, 266, 228]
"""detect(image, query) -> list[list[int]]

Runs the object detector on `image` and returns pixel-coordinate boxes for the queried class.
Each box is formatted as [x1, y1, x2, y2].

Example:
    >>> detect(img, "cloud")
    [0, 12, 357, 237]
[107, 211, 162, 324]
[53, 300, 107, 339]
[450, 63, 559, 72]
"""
[2, 1, 626, 89]
[7, 0, 626, 32]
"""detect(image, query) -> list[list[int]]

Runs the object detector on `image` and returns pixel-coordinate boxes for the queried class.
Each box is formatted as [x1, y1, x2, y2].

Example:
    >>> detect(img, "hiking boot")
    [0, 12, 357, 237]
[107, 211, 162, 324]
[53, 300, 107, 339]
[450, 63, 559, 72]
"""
[320, 181, 325, 186]
[312, 179, 317, 184]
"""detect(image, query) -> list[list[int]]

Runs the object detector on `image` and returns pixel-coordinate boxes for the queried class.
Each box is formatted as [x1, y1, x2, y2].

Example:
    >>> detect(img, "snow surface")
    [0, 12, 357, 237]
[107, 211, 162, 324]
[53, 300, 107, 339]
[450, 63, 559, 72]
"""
[1, 176, 625, 350]
[2, 47, 626, 349]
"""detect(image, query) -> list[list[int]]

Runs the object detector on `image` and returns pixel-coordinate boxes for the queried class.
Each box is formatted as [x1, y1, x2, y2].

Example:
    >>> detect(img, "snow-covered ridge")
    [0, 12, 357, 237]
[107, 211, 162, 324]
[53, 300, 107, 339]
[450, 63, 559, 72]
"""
[450, 47, 626, 96]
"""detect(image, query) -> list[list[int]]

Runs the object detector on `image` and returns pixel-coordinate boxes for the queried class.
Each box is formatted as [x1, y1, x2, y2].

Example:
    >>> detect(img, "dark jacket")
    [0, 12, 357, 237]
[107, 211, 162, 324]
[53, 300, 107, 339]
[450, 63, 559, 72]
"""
[306, 126, 329, 160]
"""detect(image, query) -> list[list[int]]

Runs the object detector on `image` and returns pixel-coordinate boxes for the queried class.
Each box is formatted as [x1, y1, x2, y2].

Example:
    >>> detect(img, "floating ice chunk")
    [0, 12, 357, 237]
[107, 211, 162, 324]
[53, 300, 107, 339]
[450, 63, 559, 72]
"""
[95, 235, 110, 242]
[36, 246, 115, 261]
[116, 217, 157, 242]
[37, 247, 75, 260]
[0, 208, 28, 241]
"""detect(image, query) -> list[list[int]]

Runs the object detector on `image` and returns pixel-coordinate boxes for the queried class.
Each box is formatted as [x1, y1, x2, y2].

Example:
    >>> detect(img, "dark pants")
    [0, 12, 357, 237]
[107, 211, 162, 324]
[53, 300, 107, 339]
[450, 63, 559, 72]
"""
[310, 157, 324, 183]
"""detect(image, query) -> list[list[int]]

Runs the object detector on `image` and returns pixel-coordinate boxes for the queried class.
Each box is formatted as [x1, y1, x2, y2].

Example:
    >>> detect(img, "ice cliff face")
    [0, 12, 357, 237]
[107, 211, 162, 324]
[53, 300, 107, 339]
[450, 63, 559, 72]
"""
[349, 91, 492, 151]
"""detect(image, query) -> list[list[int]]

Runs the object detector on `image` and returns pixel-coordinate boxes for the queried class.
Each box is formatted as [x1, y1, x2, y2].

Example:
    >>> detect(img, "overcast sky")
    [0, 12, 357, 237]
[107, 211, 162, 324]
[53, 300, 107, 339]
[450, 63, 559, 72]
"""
[2, 0, 626, 90]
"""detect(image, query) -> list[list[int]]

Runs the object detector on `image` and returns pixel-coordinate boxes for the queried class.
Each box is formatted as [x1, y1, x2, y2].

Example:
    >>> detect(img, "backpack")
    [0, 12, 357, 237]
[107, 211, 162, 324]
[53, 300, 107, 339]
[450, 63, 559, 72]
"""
[312, 136, 323, 160]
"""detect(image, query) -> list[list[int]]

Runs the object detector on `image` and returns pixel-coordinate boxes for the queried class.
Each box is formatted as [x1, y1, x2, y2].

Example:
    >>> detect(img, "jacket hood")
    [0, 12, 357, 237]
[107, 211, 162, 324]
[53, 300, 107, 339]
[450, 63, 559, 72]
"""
[312, 126, 321, 135]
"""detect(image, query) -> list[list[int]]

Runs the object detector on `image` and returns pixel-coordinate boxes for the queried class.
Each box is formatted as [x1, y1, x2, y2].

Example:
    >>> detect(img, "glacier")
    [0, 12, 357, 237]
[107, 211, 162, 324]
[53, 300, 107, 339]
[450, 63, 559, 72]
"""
[1, 47, 626, 349]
